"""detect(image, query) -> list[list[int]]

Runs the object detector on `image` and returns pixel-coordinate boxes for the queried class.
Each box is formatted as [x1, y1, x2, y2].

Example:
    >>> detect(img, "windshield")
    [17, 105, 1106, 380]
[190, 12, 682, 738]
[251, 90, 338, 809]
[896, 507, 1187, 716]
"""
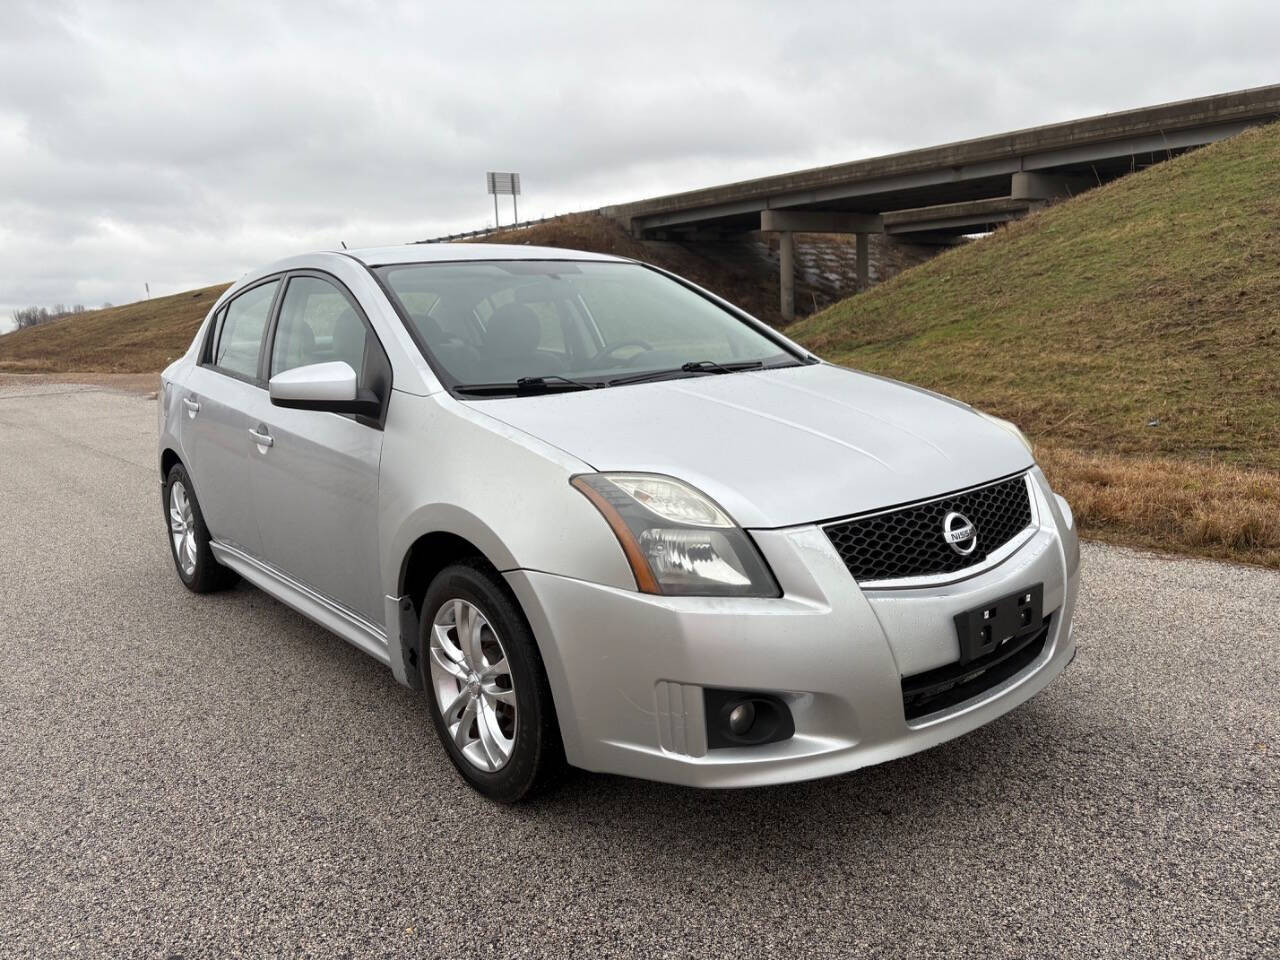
[373, 260, 801, 392]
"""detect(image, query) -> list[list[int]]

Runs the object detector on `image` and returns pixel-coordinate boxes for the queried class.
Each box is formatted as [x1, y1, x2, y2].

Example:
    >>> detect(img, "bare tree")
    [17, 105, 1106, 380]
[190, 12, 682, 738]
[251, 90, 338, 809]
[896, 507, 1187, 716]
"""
[9, 304, 89, 331]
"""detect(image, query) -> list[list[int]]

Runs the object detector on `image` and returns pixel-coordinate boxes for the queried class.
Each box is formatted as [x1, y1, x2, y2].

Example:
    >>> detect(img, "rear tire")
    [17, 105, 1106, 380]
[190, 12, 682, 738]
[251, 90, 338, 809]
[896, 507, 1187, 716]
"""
[421, 560, 565, 802]
[164, 463, 238, 594]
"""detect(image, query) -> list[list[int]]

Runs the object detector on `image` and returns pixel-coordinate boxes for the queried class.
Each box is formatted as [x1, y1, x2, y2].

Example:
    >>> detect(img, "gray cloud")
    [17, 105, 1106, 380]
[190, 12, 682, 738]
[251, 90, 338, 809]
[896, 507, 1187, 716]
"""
[3, 0, 1279, 331]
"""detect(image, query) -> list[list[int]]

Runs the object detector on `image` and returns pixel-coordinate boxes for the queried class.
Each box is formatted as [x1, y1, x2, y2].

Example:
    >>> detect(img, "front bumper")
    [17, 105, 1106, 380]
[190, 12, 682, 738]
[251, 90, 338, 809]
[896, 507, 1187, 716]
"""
[506, 469, 1080, 788]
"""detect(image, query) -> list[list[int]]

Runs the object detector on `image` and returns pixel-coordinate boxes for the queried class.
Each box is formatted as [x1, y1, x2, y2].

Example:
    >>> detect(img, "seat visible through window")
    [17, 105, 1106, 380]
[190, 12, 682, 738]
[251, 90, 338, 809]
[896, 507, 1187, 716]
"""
[481, 303, 566, 380]
[271, 276, 371, 382]
[213, 280, 279, 379]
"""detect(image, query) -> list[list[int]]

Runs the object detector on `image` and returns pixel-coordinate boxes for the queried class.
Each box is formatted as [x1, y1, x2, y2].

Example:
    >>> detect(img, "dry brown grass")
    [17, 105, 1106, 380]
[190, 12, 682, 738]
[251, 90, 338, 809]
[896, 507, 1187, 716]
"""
[0, 284, 229, 374]
[1038, 446, 1280, 568]
[0, 371, 162, 395]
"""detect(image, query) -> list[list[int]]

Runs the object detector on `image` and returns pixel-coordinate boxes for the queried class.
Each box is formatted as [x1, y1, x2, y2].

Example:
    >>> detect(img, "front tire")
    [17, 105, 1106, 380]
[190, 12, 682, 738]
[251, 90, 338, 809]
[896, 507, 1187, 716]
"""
[164, 463, 238, 593]
[421, 561, 564, 802]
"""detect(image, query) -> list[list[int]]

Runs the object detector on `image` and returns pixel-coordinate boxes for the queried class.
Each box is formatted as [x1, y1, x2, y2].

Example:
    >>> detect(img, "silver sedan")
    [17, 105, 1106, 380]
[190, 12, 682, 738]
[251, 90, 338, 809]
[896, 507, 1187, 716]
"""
[158, 244, 1079, 801]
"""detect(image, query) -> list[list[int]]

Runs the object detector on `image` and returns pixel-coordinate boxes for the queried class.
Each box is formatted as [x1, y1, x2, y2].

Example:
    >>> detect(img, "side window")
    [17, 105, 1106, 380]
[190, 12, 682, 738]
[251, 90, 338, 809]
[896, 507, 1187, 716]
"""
[270, 276, 372, 384]
[212, 281, 279, 379]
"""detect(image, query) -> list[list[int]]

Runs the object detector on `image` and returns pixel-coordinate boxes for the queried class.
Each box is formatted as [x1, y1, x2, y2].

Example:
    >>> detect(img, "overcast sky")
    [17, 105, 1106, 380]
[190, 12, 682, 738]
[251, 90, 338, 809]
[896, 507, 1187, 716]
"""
[2, 0, 1278, 332]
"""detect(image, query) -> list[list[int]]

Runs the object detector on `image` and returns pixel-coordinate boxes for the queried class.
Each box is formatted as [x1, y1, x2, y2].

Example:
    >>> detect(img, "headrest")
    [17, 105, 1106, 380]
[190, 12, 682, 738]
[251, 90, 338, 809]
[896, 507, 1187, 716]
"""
[333, 308, 367, 367]
[416, 314, 446, 342]
[485, 303, 541, 358]
[293, 320, 315, 354]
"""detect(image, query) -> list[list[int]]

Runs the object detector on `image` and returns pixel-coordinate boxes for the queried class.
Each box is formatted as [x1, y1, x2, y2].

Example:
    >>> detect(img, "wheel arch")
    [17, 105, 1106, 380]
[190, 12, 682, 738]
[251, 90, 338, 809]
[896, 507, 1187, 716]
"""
[385, 505, 520, 689]
[393, 526, 582, 771]
[160, 446, 183, 479]
[398, 530, 498, 615]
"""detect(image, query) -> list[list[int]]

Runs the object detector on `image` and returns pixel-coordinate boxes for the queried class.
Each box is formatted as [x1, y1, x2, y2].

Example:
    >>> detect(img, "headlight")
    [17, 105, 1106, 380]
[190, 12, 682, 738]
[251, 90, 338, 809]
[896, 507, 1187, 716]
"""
[977, 411, 1034, 456]
[571, 473, 779, 597]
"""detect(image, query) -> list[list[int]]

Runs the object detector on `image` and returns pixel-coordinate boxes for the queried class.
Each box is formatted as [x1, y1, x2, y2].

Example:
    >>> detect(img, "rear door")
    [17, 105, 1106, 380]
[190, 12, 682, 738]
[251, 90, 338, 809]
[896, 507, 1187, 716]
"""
[251, 272, 390, 622]
[182, 278, 281, 556]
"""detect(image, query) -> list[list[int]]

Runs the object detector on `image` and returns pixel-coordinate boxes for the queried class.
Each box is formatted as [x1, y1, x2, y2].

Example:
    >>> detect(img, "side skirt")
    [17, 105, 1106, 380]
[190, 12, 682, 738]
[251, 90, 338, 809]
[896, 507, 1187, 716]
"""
[209, 541, 391, 666]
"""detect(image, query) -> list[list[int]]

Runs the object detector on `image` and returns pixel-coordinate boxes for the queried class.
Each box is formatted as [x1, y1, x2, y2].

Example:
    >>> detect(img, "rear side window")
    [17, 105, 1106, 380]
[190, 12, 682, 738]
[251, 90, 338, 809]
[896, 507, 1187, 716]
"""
[270, 276, 372, 385]
[212, 281, 279, 379]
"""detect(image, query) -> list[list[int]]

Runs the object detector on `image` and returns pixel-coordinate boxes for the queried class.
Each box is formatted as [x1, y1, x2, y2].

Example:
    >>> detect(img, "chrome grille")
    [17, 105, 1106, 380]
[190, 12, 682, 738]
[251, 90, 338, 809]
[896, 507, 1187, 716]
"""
[824, 474, 1033, 583]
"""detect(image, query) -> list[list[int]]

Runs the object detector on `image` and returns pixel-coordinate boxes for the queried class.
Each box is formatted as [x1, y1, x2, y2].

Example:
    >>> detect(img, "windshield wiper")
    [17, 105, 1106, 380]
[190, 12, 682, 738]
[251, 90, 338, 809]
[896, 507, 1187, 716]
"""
[681, 360, 765, 374]
[516, 374, 600, 391]
[608, 359, 766, 387]
[454, 375, 601, 397]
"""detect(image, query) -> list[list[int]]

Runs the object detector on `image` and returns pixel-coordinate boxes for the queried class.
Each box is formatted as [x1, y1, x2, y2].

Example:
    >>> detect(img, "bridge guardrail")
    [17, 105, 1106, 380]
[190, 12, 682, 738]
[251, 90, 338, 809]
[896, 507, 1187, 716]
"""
[416, 215, 567, 244]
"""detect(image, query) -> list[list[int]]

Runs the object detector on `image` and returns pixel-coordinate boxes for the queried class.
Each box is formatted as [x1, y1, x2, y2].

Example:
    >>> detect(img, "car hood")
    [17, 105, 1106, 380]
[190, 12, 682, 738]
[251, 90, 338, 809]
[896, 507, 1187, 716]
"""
[471, 363, 1034, 529]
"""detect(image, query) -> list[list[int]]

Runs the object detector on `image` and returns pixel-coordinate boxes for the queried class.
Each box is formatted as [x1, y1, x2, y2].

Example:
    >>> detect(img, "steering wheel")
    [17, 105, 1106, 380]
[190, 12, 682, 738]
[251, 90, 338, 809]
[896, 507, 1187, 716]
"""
[599, 339, 654, 361]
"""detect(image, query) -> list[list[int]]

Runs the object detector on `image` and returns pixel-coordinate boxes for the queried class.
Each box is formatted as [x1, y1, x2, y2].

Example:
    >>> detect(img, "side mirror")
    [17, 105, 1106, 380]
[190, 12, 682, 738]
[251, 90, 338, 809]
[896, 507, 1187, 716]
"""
[269, 361, 381, 417]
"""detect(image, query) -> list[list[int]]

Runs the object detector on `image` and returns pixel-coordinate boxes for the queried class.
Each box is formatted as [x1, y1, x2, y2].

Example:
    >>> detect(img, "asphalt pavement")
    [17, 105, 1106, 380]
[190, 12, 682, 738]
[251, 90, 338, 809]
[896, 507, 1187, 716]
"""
[1, 378, 1276, 958]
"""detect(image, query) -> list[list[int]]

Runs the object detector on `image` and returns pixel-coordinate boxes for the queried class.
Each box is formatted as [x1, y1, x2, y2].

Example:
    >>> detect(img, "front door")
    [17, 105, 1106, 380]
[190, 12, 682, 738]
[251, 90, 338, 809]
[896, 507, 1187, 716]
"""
[251, 274, 387, 622]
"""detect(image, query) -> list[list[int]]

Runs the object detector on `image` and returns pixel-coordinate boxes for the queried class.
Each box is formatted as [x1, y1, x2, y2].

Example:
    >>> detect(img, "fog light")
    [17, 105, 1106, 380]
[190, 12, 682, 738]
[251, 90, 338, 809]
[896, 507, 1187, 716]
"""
[704, 690, 795, 749]
[727, 701, 756, 736]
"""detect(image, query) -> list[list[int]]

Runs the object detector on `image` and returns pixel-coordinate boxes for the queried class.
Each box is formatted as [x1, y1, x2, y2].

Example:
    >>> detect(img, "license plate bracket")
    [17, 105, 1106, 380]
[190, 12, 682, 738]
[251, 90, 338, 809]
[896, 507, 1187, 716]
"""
[953, 584, 1043, 664]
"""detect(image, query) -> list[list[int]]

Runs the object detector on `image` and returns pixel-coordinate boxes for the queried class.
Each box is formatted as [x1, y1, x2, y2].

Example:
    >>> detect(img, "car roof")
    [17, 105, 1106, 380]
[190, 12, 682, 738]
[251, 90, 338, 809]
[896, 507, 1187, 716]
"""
[342, 243, 630, 266]
[214, 243, 638, 313]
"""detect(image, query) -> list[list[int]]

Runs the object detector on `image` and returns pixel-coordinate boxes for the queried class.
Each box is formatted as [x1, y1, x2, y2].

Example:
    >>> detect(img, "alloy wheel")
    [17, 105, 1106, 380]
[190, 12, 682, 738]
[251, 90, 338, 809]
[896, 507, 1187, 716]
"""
[169, 481, 197, 576]
[428, 598, 518, 772]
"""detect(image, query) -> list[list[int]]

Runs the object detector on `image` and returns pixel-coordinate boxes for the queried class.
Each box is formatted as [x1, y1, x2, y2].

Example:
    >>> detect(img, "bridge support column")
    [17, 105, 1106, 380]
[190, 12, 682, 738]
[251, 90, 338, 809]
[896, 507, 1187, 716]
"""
[761, 210, 884, 317]
[1011, 171, 1096, 200]
[779, 231, 795, 321]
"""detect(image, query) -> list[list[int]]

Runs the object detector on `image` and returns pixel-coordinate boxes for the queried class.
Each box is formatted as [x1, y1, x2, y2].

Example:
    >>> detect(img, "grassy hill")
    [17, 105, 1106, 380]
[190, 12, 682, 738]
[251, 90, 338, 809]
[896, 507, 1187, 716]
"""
[790, 124, 1280, 470]
[787, 122, 1280, 567]
[0, 284, 228, 374]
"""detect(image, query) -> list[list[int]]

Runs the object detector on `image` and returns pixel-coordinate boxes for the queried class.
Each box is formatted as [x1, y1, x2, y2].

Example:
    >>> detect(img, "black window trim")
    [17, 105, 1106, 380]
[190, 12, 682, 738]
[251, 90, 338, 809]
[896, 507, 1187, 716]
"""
[358, 256, 816, 400]
[262, 268, 394, 430]
[199, 273, 286, 389]
[200, 304, 225, 365]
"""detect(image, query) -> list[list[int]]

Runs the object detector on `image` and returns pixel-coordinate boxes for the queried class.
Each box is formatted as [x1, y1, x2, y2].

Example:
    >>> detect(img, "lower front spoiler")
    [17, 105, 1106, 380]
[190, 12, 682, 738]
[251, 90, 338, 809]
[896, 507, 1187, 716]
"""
[607, 625, 1075, 790]
[505, 517, 1079, 790]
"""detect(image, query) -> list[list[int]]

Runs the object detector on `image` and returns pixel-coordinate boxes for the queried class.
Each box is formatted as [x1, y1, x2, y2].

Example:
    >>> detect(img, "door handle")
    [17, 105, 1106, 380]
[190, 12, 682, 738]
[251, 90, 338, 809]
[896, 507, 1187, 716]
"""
[248, 427, 274, 448]
[182, 396, 201, 414]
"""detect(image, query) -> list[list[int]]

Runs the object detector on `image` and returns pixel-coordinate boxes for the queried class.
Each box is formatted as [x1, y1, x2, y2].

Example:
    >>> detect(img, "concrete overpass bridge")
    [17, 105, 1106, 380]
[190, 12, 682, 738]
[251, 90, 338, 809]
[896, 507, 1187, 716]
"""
[602, 84, 1280, 320]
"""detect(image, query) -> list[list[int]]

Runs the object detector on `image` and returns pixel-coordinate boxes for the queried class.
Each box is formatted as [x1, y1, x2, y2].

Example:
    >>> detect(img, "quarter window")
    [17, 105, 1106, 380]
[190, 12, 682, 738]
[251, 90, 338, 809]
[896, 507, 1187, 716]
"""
[212, 281, 279, 379]
[270, 276, 372, 384]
